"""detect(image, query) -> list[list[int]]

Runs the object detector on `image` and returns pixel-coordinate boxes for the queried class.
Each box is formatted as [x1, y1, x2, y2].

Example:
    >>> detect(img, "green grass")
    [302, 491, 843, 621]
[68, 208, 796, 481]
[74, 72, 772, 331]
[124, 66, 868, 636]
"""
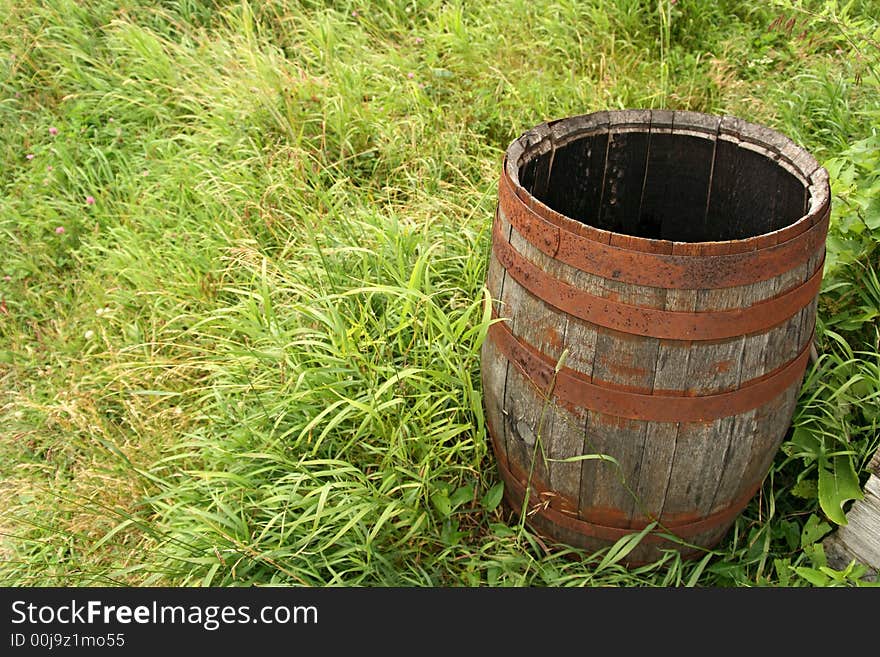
[1, 0, 878, 587]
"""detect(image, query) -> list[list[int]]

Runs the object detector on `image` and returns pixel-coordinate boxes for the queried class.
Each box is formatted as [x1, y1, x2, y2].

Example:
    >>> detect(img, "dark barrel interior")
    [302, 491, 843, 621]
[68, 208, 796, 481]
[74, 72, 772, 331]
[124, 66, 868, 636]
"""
[519, 130, 810, 242]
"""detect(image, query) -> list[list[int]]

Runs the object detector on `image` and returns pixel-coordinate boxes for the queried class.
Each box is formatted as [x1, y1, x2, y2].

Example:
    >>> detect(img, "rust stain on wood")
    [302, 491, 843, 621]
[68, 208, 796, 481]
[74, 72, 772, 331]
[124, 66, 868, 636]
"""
[487, 316, 814, 423]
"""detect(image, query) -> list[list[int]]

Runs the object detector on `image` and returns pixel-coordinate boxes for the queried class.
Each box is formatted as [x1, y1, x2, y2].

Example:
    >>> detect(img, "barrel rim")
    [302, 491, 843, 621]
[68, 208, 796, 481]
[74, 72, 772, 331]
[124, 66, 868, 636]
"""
[503, 109, 831, 255]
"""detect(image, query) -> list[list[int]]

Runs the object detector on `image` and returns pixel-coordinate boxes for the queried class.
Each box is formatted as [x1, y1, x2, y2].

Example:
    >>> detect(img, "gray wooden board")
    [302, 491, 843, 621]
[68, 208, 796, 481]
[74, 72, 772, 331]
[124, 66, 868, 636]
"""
[667, 256, 748, 520]
[502, 208, 600, 511]
[704, 244, 820, 515]
[584, 273, 664, 524]
[708, 139, 781, 240]
[558, 269, 604, 513]
[761, 252, 821, 374]
[494, 209, 537, 488]
[482, 219, 511, 467]
[501, 358, 553, 492]
[637, 130, 675, 240]
[634, 256, 697, 523]
[481, 334, 510, 464]
[598, 127, 650, 234]
[545, 401, 588, 513]
[634, 422, 679, 524]
[662, 417, 735, 520]
[739, 382, 801, 491]
[710, 247, 821, 513]
[662, 133, 717, 241]
[543, 134, 608, 226]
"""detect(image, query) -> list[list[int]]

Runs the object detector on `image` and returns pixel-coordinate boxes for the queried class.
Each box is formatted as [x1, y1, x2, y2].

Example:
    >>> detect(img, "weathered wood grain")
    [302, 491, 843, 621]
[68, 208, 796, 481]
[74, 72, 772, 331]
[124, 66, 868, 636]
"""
[635, 109, 674, 240]
[661, 242, 747, 523]
[584, 277, 664, 524]
[542, 133, 609, 227]
[635, 238, 702, 523]
[481, 212, 511, 467]
[492, 207, 538, 490]
[598, 110, 651, 235]
[500, 206, 589, 510]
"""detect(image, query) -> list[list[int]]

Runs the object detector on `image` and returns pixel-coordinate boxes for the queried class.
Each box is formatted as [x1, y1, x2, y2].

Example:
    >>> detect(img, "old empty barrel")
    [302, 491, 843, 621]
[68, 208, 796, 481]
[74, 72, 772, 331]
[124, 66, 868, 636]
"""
[481, 109, 830, 563]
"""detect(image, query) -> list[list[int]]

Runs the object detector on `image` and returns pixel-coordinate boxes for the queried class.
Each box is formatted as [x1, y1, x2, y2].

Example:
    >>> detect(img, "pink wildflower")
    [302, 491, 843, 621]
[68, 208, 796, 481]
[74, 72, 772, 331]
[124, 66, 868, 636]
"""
[86, 196, 95, 205]
[55, 226, 65, 234]
[407, 72, 414, 79]
[26, 153, 34, 160]
[49, 126, 58, 136]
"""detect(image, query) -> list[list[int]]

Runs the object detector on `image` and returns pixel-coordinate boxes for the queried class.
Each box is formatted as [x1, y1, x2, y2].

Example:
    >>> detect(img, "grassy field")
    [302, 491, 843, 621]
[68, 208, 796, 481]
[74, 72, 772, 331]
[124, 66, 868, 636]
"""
[1, 0, 878, 587]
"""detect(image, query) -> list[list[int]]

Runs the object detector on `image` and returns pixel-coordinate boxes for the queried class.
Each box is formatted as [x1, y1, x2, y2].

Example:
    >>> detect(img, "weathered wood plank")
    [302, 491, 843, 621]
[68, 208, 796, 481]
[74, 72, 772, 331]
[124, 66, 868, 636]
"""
[492, 207, 543, 490]
[501, 208, 592, 510]
[635, 109, 674, 240]
[583, 272, 665, 524]
[501, 355, 553, 491]
[480, 333, 510, 464]
[772, 159, 808, 232]
[482, 212, 511, 467]
[597, 110, 651, 235]
[662, 243, 746, 522]
[761, 252, 821, 374]
[633, 241, 699, 524]
[708, 138, 782, 240]
[711, 243, 822, 513]
[664, 141, 717, 239]
[542, 133, 609, 227]
[740, 381, 801, 491]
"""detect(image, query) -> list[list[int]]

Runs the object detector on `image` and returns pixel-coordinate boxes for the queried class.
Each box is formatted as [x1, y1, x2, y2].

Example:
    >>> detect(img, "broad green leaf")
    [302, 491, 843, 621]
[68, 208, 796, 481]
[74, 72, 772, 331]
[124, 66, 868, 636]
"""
[431, 491, 451, 519]
[801, 514, 832, 548]
[818, 455, 864, 526]
[778, 520, 800, 551]
[865, 197, 880, 230]
[791, 479, 818, 500]
[449, 484, 474, 510]
[803, 542, 828, 569]
[773, 558, 792, 587]
[789, 427, 823, 459]
[794, 567, 831, 587]
[489, 522, 516, 537]
[481, 481, 505, 511]
[440, 519, 465, 546]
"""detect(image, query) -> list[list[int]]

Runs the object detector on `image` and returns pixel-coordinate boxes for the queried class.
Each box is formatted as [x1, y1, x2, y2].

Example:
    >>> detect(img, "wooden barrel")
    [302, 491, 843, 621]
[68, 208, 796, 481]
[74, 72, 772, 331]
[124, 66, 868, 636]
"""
[481, 109, 830, 563]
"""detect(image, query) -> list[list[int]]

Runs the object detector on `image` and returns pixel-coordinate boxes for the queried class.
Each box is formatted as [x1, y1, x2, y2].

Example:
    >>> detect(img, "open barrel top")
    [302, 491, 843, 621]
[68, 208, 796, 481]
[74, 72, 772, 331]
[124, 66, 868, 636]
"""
[495, 110, 830, 291]
[502, 109, 829, 255]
